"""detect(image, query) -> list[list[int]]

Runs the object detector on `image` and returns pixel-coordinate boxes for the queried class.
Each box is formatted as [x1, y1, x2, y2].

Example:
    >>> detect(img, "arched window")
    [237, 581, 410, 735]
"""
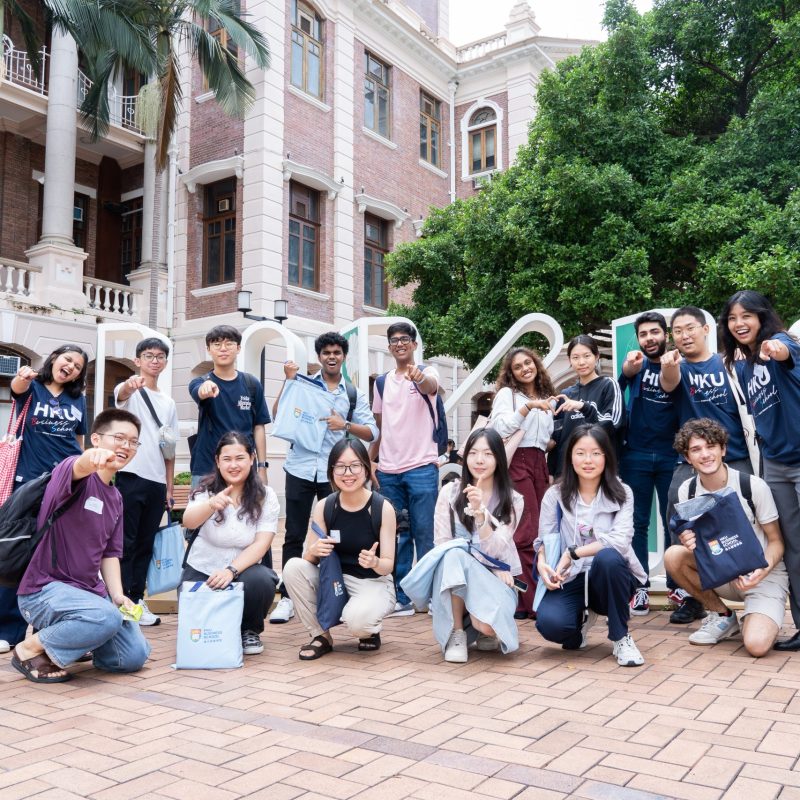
[468, 107, 497, 174]
[291, 0, 324, 99]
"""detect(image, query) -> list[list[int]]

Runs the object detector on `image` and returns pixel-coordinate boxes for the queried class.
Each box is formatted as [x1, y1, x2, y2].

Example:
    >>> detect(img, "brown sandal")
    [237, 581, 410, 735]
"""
[298, 635, 333, 661]
[11, 648, 71, 683]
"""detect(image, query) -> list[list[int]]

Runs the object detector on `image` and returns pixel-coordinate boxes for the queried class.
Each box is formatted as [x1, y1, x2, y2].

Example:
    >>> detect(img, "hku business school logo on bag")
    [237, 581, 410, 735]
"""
[709, 539, 723, 556]
[189, 627, 224, 644]
[708, 534, 742, 556]
[332, 579, 345, 597]
[294, 407, 316, 424]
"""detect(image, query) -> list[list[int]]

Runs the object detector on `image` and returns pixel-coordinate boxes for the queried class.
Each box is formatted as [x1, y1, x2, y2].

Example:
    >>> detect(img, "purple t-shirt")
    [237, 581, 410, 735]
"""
[18, 456, 123, 598]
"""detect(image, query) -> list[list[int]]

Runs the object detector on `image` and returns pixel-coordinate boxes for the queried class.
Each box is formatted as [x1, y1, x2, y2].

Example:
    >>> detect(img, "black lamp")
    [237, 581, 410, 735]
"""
[237, 290, 288, 325]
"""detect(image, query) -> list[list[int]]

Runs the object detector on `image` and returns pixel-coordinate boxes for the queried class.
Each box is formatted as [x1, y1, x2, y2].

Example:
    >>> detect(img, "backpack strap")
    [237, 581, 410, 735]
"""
[241, 372, 262, 424]
[375, 372, 387, 398]
[688, 472, 755, 517]
[688, 475, 697, 499]
[138, 387, 163, 428]
[369, 490, 384, 538]
[416, 364, 437, 427]
[344, 380, 357, 423]
[323, 493, 338, 532]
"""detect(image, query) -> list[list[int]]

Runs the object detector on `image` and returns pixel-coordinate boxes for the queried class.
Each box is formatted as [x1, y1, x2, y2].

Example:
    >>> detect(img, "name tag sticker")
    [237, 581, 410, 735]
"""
[329, 529, 341, 543]
[84, 497, 104, 515]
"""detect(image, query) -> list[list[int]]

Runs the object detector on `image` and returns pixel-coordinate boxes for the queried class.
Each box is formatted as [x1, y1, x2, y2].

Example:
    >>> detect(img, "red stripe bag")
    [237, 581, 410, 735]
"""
[0, 395, 32, 506]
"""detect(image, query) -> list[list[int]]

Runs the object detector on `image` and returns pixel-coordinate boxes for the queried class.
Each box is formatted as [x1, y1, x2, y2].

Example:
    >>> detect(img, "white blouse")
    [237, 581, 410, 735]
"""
[490, 386, 554, 451]
[187, 488, 280, 576]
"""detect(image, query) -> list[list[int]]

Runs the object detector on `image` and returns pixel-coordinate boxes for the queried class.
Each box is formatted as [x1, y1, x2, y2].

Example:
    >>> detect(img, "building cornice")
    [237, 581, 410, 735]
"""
[181, 155, 244, 194]
[354, 192, 408, 228]
[283, 159, 341, 200]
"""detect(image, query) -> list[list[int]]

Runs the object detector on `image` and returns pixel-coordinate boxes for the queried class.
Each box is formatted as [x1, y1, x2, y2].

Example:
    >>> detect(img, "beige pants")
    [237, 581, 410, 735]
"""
[282, 557, 396, 639]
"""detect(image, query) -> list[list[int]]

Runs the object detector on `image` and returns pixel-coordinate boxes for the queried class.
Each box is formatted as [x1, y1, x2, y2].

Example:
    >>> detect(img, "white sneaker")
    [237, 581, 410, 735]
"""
[138, 600, 161, 626]
[389, 601, 415, 617]
[242, 631, 264, 655]
[444, 629, 468, 662]
[612, 633, 644, 666]
[476, 633, 499, 651]
[579, 609, 598, 649]
[689, 611, 740, 645]
[0, 639, 9, 654]
[269, 597, 295, 624]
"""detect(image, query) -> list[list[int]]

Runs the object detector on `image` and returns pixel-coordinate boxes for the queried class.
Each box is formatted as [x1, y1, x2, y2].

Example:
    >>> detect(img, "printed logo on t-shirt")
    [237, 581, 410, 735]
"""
[747, 364, 780, 418]
[641, 367, 672, 404]
[30, 401, 82, 438]
[686, 369, 730, 404]
[237, 395, 252, 412]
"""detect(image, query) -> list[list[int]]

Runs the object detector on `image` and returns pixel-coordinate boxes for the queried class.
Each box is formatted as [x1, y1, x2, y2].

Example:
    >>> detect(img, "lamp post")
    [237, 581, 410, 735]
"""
[237, 290, 288, 324]
[236, 291, 289, 386]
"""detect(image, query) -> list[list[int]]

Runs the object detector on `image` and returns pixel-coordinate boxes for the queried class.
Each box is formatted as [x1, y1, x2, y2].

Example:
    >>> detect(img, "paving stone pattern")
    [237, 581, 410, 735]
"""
[4, 604, 800, 800]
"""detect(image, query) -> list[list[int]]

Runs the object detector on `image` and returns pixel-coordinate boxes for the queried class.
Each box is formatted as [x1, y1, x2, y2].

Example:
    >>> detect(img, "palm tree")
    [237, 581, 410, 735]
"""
[1, 1, 41, 79]
[77, 0, 270, 170]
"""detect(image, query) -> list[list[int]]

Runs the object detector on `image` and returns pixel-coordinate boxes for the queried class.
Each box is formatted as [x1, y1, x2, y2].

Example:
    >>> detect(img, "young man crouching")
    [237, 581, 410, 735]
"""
[664, 419, 787, 657]
[12, 409, 151, 683]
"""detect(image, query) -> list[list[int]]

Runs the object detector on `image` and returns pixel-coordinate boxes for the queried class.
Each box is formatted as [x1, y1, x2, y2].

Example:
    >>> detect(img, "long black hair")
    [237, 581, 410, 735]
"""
[719, 290, 788, 369]
[558, 424, 626, 512]
[496, 346, 555, 398]
[194, 432, 266, 525]
[454, 427, 516, 531]
[38, 345, 89, 398]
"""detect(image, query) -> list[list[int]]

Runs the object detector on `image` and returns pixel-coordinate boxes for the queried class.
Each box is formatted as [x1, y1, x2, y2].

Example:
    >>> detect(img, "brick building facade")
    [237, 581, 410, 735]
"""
[0, 0, 590, 500]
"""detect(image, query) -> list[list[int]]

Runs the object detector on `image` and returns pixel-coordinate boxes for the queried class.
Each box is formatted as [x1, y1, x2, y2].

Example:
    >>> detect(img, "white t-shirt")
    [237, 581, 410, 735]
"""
[677, 468, 779, 551]
[187, 488, 280, 576]
[114, 384, 179, 484]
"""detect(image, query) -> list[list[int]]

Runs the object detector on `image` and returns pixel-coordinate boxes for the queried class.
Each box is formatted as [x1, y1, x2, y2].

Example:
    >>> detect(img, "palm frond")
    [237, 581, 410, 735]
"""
[6, 0, 43, 80]
[155, 49, 181, 171]
[206, 0, 270, 69]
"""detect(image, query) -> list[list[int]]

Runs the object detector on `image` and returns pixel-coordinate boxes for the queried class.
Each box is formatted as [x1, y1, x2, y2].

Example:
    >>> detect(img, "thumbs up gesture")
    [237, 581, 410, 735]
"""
[358, 541, 380, 571]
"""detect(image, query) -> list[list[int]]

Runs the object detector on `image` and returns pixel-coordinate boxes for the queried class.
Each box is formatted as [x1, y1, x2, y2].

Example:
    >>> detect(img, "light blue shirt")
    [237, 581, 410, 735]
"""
[283, 373, 379, 482]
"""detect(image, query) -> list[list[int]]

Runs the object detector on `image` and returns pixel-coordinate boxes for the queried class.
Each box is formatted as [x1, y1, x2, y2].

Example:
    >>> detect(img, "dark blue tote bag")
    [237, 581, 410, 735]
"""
[311, 521, 349, 630]
[670, 489, 767, 591]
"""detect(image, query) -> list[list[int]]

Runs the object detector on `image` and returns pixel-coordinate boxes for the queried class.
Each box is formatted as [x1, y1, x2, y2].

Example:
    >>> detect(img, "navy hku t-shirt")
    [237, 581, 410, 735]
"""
[619, 358, 679, 456]
[12, 380, 86, 486]
[676, 353, 748, 462]
[736, 332, 800, 466]
[188, 371, 270, 477]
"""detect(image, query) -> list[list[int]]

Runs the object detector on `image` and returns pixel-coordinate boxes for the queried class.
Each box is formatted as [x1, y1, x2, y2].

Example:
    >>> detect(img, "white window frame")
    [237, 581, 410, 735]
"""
[460, 99, 504, 180]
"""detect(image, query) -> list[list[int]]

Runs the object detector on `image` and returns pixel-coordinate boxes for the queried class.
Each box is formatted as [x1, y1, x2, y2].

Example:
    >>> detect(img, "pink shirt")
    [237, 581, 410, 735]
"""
[373, 367, 440, 474]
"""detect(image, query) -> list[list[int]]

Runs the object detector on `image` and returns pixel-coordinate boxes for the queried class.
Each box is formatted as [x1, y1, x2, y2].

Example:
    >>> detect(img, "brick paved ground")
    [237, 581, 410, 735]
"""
[3, 604, 800, 800]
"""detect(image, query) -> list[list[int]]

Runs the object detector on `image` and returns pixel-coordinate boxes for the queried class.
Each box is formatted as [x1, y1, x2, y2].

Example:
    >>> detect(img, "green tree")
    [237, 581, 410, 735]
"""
[76, 0, 270, 170]
[387, 0, 800, 368]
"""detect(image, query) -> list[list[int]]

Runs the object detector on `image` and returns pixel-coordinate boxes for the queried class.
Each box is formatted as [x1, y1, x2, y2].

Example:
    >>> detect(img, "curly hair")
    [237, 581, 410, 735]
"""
[673, 418, 729, 457]
[496, 347, 555, 398]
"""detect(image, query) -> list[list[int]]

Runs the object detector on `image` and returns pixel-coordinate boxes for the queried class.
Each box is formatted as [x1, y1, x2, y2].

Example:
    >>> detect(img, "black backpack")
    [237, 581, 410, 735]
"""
[323, 491, 384, 537]
[0, 472, 82, 587]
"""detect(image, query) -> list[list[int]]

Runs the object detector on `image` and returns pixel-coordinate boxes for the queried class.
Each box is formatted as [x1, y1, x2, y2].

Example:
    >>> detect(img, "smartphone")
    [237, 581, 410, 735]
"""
[513, 577, 528, 593]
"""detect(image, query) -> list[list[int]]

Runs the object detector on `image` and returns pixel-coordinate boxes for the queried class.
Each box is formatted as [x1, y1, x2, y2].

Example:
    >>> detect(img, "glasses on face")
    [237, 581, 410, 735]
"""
[574, 450, 604, 461]
[100, 432, 141, 449]
[140, 352, 167, 363]
[332, 462, 365, 476]
[388, 336, 413, 347]
[672, 324, 702, 338]
[209, 341, 238, 351]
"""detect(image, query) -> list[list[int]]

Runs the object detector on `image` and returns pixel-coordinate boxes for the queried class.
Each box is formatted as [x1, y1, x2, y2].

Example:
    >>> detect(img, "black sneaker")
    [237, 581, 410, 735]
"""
[669, 596, 706, 624]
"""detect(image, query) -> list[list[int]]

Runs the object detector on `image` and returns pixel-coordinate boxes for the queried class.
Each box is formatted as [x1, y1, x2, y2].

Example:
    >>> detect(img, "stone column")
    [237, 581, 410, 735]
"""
[26, 27, 88, 309]
[332, 6, 356, 327]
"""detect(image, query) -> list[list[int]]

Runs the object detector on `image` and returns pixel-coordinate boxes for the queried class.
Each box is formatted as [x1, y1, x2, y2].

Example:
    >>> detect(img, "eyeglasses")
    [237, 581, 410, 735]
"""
[140, 352, 167, 363]
[332, 462, 365, 476]
[672, 324, 702, 338]
[209, 341, 238, 351]
[99, 433, 141, 449]
[388, 336, 413, 347]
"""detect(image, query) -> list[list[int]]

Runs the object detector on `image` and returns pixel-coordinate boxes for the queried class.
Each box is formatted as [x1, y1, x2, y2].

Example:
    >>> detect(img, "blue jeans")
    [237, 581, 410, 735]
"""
[18, 582, 151, 671]
[377, 463, 438, 606]
[620, 449, 675, 588]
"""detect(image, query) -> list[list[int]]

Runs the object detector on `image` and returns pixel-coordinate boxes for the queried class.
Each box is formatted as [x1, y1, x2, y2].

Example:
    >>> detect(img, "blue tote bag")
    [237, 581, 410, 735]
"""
[671, 488, 767, 591]
[271, 374, 330, 453]
[311, 520, 349, 630]
[176, 581, 244, 669]
[146, 518, 185, 595]
[533, 503, 563, 612]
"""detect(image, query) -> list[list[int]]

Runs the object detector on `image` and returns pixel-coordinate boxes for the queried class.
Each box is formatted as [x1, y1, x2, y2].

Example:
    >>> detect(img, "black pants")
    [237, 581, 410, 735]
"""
[180, 564, 278, 634]
[536, 549, 637, 648]
[281, 471, 332, 596]
[117, 473, 167, 602]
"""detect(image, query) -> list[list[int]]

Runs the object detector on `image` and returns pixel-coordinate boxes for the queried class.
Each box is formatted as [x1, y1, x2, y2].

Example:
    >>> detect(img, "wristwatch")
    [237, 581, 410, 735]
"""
[225, 565, 240, 579]
[256, 461, 269, 468]
[568, 545, 580, 561]
[344, 422, 352, 436]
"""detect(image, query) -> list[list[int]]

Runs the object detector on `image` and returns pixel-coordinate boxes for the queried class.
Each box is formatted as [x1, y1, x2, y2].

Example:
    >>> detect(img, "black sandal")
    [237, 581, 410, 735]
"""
[298, 635, 333, 661]
[358, 633, 381, 652]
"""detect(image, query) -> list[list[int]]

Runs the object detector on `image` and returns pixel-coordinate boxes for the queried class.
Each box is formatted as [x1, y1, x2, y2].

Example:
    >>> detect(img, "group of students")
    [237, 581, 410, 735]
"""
[3, 288, 800, 682]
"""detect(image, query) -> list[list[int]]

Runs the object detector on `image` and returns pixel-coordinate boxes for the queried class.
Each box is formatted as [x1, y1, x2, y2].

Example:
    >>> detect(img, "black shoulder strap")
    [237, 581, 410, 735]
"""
[345, 380, 357, 423]
[740, 472, 756, 517]
[369, 490, 384, 538]
[182, 528, 199, 569]
[323, 493, 338, 532]
[688, 475, 697, 499]
[138, 387, 163, 428]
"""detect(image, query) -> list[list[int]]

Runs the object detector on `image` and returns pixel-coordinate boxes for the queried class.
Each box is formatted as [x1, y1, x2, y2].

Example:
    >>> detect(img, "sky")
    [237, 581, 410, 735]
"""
[449, 0, 654, 45]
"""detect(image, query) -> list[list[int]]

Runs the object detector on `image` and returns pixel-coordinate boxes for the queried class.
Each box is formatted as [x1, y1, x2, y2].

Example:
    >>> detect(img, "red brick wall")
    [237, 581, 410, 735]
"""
[121, 164, 143, 195]
[454, 90, 509, 201]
